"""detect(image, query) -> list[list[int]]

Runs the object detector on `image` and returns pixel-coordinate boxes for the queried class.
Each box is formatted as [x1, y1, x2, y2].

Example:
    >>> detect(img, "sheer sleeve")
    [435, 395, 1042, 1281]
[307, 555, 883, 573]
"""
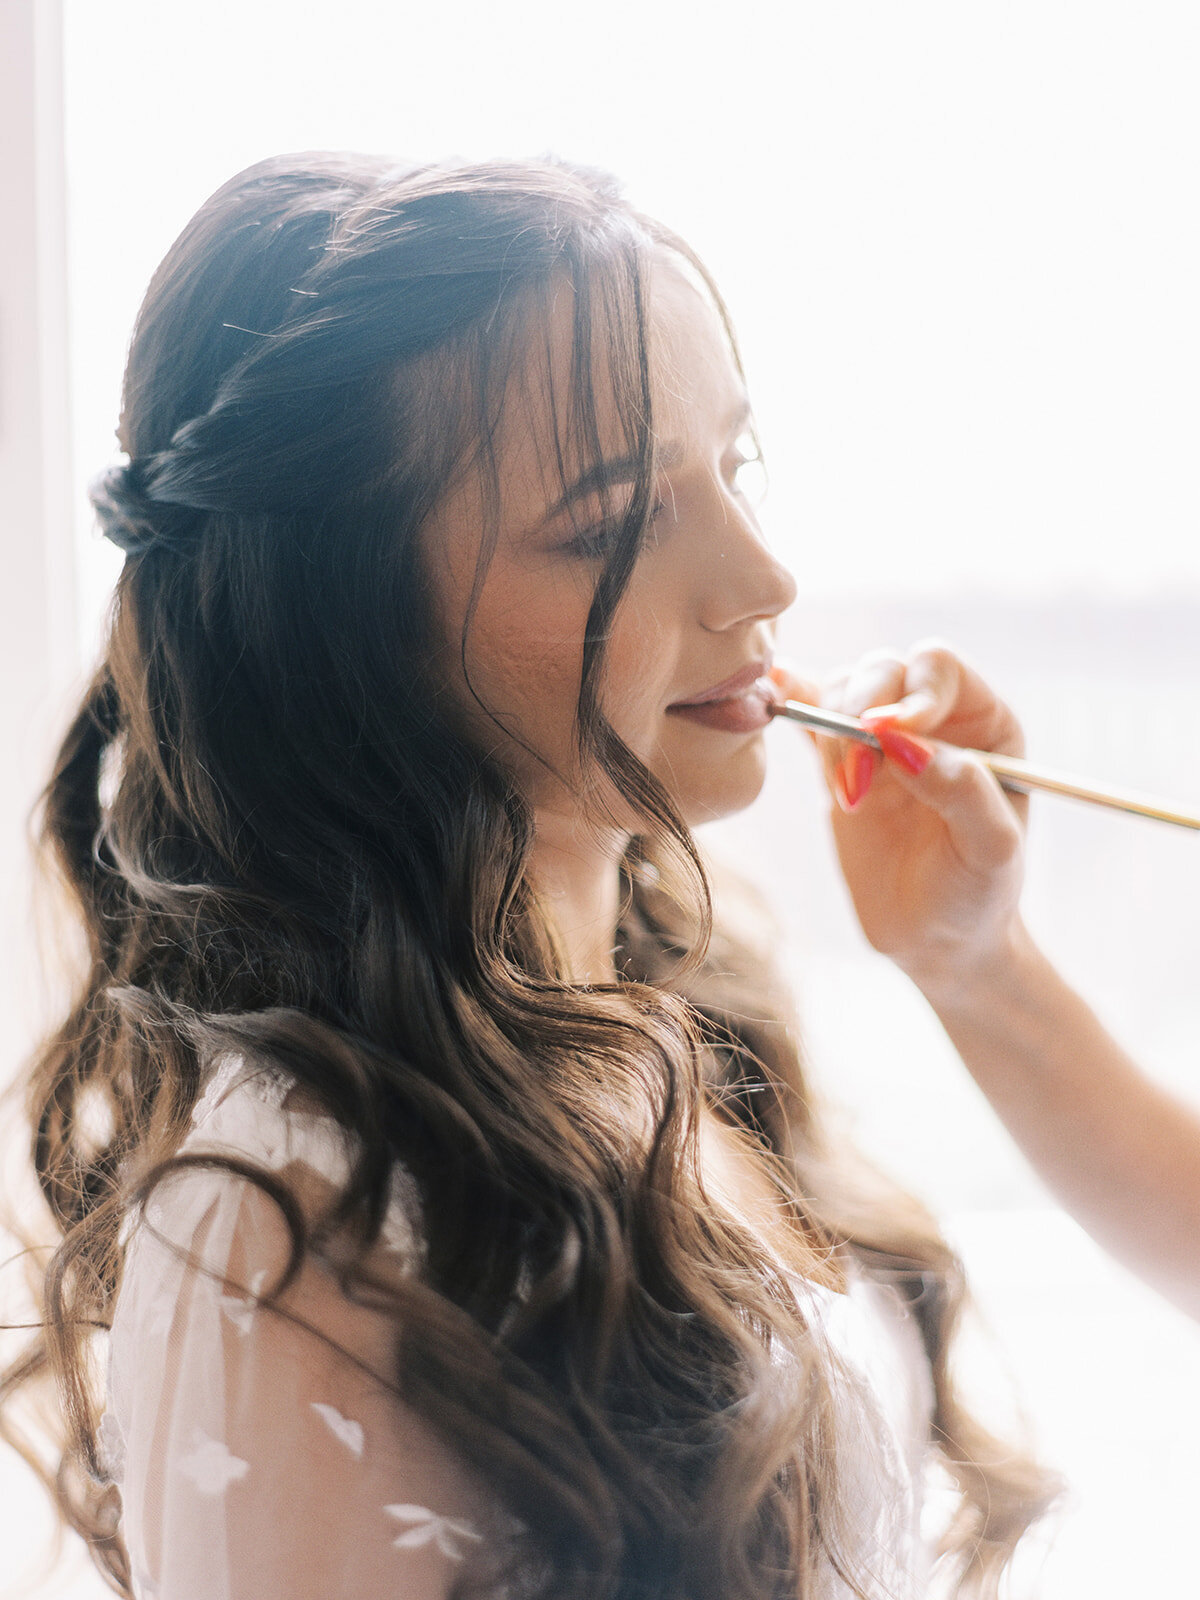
[101, 1058, 498, 1600]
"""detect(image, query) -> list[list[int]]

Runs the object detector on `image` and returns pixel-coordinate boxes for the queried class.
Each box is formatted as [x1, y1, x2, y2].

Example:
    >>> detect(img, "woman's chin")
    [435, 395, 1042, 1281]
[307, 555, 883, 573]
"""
[672, 739, 770, 830]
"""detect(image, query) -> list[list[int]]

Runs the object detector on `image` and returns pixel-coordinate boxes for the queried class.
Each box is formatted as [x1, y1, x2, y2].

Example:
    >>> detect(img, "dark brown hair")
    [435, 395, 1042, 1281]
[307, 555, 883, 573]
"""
[2, 152, 1057, 1600]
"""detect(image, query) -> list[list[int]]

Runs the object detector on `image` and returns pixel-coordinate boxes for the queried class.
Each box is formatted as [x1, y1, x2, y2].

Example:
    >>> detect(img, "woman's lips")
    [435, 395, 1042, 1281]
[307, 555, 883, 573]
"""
[665, 674, 779, 733]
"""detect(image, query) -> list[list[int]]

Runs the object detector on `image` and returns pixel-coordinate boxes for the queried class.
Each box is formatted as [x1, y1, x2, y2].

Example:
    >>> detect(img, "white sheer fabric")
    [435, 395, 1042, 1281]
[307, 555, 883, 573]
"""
[101, 1056, 935, 1599]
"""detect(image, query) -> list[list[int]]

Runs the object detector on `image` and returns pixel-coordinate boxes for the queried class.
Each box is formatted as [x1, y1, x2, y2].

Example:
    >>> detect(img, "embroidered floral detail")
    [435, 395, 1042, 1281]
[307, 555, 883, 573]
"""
[97, 1408, 126, 1481]
[384, 1504, 483, 1559]
[244, 1064, 297, 1111]
[191, 1056, 244, 1128]
[177, 1429, 250, 1494]
[381, 1164, 425, 1263]
[380, 1203, 418, 1260]
[219, 1269, 268, 1335]
[188, 1058, 293, 1168]
[311, 1401, 365, 1458]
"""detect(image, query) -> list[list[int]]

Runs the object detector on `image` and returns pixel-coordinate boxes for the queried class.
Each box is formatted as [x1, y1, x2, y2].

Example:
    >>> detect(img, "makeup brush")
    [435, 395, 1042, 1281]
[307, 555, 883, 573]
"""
[771, 699, 1200, 832]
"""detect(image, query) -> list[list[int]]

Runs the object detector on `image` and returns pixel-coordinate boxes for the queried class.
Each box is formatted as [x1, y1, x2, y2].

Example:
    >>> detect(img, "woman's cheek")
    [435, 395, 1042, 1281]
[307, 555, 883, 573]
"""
[602, 630, 675, 758]
[464, 587, 588, 747]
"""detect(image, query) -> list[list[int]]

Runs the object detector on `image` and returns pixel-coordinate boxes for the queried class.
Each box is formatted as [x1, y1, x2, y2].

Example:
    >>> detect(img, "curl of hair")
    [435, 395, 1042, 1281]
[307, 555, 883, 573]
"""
[3, 152, 1058, 1600]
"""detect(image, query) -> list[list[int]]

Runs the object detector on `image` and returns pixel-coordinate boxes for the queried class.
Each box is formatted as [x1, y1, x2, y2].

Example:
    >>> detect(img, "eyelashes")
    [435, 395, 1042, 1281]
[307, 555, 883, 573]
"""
[557, 444, 765, 561]
[561, 498, 667, 561]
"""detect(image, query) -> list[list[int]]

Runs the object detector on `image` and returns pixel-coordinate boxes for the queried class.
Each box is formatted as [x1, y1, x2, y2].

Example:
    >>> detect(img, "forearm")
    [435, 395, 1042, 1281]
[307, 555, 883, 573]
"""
[915, 923, 1200, 1320]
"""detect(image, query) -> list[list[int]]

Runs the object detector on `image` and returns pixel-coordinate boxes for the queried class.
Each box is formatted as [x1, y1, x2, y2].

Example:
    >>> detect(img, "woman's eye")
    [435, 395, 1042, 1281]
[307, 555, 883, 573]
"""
[561, 520, 621, 560]
[561, 498, 666, 560]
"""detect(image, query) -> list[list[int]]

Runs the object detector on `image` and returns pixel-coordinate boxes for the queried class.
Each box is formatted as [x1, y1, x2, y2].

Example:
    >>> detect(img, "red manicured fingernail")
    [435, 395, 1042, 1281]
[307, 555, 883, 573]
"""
[833, 761, 853, 811]
[868, 721, 933, 775]
[837, 744, 876, 809]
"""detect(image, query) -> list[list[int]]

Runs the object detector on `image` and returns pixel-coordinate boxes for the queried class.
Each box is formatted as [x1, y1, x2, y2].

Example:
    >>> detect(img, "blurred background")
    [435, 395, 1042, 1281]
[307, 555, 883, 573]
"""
[3, 1, 1200, 1593]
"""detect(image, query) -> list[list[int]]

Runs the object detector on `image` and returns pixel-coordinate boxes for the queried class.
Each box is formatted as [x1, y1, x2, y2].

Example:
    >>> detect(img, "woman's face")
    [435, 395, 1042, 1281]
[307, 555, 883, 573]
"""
[420, 257, 797, 836]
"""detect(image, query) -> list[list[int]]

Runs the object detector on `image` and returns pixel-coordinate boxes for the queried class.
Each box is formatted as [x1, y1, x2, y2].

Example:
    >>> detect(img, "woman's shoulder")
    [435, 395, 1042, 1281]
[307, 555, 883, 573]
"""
[191, 1050, 295, 1119]
[145, 1052, 424, 1266]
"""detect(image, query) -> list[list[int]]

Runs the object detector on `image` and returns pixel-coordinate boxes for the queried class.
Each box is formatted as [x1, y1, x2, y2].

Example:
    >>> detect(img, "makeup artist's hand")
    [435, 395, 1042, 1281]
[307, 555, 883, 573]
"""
[771, 648, 1200, 1320]
[771, 643, 1029, 996]
[774, 649, 1200, 1319]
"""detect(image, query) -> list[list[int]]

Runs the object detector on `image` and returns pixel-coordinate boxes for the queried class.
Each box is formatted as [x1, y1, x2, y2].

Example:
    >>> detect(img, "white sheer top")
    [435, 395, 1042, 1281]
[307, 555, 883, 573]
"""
[101, 1055, 936, 1599]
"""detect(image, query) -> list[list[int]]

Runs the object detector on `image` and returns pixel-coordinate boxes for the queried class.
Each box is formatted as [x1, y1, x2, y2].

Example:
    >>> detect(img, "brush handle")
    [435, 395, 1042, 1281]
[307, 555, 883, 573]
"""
[772, 700, 1200, 832]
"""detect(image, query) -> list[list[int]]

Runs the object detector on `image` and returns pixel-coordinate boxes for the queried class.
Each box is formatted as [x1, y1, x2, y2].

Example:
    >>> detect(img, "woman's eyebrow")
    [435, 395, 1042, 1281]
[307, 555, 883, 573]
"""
[542, 442, 685, 521]
[539, 390, 752, 524]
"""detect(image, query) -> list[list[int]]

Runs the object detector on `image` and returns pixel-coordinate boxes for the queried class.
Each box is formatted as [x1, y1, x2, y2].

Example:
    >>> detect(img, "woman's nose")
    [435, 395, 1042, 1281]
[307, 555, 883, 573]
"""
[696, 495, 797, 631]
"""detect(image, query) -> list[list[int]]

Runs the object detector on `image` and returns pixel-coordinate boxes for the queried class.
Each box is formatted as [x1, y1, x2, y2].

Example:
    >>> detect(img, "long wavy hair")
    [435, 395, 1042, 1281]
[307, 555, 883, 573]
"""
[1, 153, 1057, 1600]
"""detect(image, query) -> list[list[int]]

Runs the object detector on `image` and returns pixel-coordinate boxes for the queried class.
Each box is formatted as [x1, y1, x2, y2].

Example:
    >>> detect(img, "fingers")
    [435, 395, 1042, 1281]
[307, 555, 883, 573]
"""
[791, 638, 1025, 819]
[854, 640, 963, 732]
[823, 648, 907, 811]
[838, 648, 910, 720]
[767, 659, 821, 707]
[862, 638, 1024, 758]
[770, 656, 886, 808]
[868, 737, 1026, 872]
[767, 659, 827, 760]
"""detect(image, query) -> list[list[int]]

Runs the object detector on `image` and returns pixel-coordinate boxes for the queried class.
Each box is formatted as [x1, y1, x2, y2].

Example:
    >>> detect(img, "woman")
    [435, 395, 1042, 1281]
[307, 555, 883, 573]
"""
[0, 153, 1057, 1600]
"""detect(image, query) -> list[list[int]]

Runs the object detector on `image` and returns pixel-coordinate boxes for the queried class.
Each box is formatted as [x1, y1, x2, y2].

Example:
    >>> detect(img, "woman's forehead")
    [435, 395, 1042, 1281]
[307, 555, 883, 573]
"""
[497, 258, 744, 504]
[644, 261, 746, 442]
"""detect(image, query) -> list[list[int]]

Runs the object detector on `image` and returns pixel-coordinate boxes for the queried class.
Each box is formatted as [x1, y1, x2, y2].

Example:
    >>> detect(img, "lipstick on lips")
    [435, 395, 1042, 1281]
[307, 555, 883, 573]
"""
[666, 662, 780, 734]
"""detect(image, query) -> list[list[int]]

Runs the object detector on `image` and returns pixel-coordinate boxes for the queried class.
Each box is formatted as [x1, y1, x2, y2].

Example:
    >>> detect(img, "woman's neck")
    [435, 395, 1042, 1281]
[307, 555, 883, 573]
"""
[529, 811, 627, 987]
